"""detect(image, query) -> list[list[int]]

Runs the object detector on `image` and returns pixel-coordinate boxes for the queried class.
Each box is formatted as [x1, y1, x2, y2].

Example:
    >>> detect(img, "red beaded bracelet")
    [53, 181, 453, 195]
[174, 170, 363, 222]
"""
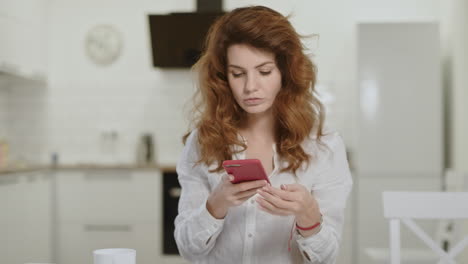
[295, 214, 323, 231]
[296, 221, 320, 231]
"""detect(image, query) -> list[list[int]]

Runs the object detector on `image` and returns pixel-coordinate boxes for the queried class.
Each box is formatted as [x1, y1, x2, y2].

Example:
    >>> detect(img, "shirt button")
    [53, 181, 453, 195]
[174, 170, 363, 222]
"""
[250, 199, 255, 204]
[248, 233, 253, 238]
[213, 224, 218, 228]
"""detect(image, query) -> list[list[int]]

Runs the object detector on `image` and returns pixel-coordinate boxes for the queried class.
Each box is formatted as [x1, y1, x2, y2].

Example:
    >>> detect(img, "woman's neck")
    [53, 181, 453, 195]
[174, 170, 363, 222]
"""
[241, 110, 276, 142]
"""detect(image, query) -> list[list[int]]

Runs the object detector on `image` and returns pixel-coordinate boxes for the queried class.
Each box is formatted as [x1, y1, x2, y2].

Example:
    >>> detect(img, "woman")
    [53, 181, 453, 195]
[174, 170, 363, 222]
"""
[174, 5, 352, 264]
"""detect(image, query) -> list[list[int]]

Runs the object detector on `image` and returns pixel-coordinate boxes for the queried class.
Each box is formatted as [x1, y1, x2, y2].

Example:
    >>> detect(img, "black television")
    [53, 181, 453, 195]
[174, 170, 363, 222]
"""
[148, 12, 224, 68]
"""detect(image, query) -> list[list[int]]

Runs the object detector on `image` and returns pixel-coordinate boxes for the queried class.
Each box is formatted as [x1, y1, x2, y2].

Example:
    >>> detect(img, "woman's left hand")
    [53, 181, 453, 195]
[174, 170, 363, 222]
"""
[256, 184, 321, 226]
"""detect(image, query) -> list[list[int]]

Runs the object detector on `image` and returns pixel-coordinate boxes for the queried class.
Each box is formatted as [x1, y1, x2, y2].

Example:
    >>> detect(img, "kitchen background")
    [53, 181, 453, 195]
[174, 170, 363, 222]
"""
[1, 0, 467, 263]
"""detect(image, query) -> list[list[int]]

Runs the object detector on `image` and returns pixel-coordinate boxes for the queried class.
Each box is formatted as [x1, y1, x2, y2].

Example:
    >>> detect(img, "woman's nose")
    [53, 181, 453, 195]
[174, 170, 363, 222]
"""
[244, 75, 258, 93]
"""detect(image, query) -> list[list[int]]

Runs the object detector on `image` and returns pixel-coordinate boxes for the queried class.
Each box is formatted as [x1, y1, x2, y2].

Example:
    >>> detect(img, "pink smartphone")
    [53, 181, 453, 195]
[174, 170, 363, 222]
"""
[222, 159, 270, 184]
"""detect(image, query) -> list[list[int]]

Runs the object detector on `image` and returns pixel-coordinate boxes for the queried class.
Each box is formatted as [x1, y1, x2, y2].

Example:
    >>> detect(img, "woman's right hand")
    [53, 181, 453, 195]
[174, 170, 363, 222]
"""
[206, 174, 269, 219]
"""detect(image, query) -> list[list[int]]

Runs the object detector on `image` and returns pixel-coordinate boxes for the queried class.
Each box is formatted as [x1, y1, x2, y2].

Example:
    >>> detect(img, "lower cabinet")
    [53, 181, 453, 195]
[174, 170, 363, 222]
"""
[0, 168, 190, 264]
[0, 171, 53, 264]
[54, 168, 188, 264]
[58, 222, 158, 264]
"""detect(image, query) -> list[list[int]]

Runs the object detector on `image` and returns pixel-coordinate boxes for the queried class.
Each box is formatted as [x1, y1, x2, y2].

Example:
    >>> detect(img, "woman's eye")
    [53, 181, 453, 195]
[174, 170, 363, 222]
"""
[231, 72, 244, 78]
[260, 71, 271, 76]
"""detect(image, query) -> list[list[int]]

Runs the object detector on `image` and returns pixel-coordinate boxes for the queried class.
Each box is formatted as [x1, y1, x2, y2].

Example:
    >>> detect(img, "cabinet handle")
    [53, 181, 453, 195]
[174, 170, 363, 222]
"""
[84, 224, 132, 232]
[83, 171, 131, 181]
[169, 187, 181, 198]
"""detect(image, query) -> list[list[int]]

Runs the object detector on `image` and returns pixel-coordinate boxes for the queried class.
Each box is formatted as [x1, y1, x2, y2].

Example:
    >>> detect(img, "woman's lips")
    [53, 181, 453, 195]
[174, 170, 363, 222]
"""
[243, 98, 263, 106]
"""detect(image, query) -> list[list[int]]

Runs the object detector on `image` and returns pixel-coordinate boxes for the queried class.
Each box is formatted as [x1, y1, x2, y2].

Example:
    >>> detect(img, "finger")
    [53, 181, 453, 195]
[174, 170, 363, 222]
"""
[235, 188, 258, 199]
[256, 196, 290, 216]
[257, 188, 296, 210]
[234, 179, 268, 192]
[262, 185, 299, 202]
[237, 195, 252, 203]
[222, 173, 235, 184]
[230, 192, 255, 206]
[280, 183, 305, 192]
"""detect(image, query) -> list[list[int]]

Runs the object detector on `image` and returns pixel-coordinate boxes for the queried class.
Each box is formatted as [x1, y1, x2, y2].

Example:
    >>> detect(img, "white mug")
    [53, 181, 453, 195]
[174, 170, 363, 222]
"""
[93, 248, 136, 264]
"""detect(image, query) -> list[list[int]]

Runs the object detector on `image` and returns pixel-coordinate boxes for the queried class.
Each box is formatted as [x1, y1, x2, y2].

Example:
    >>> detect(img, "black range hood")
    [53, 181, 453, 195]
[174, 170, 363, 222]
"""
[148, 0, 224, 68]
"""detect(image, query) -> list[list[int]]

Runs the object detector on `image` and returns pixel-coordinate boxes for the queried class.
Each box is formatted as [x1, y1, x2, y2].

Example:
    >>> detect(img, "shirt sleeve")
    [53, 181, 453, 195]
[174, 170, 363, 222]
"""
[295, 132, 353, 264]
[173, 130, 225, 262]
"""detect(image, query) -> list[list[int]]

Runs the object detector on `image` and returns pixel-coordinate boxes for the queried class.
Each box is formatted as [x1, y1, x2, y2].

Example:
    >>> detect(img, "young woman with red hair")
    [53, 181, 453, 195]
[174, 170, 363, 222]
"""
[174, 5, 352, 264]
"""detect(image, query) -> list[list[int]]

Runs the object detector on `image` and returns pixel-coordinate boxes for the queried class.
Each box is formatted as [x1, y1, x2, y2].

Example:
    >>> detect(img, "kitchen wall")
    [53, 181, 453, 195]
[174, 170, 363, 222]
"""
[43, 0, 196, 166]
[0, 85, 7, 137]
[2, 0, 467, 263]
[7, 81, 48, 165]
[4, 0, 468, 172]
[1, 0, 451, 167]
[20, 0, 438, 167]
[0, 0, 48, 166]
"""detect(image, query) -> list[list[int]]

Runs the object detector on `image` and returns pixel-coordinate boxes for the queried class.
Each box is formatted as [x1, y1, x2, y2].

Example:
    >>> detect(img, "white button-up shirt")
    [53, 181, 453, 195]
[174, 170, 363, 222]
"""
[174, 129, 353, 264]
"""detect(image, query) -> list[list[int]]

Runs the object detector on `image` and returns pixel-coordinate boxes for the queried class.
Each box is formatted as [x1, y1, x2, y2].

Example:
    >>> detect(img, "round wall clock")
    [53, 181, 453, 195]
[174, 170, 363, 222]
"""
[85, 24, 123, 66]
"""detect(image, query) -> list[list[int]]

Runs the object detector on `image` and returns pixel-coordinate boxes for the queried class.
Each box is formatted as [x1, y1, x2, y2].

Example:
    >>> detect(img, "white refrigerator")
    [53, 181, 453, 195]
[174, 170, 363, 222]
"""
[355, 22, 444, 264]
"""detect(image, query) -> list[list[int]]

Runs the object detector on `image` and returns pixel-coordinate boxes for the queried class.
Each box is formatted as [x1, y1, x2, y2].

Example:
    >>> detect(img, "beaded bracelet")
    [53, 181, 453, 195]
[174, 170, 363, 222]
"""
[296, 221, 320, 231]
[295, 214, 323, 231]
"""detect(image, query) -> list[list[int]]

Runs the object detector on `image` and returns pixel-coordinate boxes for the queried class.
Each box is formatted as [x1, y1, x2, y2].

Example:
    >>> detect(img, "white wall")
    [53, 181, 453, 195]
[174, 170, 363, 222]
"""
[1, 0, 445, 167]
[44, 0, 196, 166]
[0, 0, 48, 74]
[0, 85, 8, 139]
[0, 0, 48, 165]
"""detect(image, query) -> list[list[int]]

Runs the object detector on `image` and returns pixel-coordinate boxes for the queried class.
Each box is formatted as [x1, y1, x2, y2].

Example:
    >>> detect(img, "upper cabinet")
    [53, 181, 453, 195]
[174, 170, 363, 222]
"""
[0, 0, 48, 83]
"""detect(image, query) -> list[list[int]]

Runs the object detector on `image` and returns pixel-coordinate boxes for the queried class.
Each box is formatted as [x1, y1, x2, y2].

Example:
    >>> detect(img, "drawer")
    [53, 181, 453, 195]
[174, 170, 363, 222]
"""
[56, 170, 161, 222]
[58, 222, 159, 264]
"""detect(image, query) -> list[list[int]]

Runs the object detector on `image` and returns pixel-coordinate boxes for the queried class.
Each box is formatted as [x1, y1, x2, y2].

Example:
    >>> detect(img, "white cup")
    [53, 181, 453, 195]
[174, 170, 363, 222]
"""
[93, 248, 136, 264]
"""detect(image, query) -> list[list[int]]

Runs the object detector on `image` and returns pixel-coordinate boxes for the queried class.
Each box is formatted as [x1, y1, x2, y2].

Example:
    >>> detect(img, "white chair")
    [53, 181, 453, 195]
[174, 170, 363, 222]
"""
[383, 191, 468, 264]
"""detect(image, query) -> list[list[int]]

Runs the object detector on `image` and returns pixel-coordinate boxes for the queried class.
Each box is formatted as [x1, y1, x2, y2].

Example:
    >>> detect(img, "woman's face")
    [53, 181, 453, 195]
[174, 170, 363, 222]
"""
[227, 44, 282, 116]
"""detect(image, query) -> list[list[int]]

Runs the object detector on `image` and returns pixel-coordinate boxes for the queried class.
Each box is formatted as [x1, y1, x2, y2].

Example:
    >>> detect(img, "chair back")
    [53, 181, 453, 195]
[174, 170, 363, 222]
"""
[383, 191, 468, 264]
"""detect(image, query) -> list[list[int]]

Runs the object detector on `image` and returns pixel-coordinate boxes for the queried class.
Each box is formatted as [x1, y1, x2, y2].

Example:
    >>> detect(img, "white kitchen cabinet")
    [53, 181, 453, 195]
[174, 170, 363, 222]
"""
[56, 170, 159, 223]
[0, 171, 53, 264]
[0, 0, 48, 82]
[54, 169, 185, 264]
[58, 222, 159, 264]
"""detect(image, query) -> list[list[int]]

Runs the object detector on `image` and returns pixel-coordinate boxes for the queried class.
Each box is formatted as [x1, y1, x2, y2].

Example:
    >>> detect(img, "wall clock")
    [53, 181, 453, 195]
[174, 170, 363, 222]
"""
[85, 24, 123, 66]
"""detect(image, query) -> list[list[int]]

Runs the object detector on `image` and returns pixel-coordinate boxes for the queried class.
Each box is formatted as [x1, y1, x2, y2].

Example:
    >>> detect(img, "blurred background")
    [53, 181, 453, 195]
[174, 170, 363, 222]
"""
[0, 0, 467, 263]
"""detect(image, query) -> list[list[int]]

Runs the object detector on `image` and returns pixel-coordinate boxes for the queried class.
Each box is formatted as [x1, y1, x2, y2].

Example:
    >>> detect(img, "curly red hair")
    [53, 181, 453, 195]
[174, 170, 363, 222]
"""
[183, 5, 325, 174]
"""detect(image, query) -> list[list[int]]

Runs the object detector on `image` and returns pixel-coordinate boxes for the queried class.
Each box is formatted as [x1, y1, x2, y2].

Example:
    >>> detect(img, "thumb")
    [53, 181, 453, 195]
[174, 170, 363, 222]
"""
[281, 183, 302, 191]
[225, 173, 235, 182]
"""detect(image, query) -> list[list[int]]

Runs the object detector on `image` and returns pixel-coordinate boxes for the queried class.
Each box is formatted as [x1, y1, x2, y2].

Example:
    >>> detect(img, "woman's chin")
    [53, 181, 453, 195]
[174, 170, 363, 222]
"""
[241, 105, 272, 115]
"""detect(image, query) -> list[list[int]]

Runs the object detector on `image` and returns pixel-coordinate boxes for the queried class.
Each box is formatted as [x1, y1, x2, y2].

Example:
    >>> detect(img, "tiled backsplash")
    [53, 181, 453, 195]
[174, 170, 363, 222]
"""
[0, 86, 8, 139]
[0, 81, 47, 166]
